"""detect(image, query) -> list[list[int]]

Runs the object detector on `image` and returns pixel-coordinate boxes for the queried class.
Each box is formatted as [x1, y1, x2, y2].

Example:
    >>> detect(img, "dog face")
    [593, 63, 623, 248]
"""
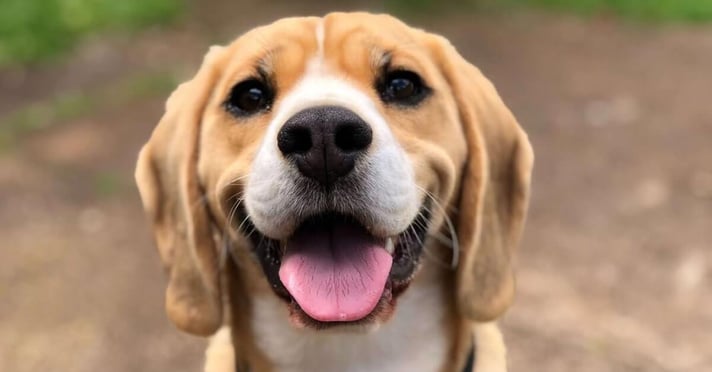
[136, 12, 533, 336]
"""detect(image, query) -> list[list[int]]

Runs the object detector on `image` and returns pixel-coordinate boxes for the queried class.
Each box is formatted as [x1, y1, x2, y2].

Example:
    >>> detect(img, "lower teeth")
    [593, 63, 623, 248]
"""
[385, 237, 395, 254]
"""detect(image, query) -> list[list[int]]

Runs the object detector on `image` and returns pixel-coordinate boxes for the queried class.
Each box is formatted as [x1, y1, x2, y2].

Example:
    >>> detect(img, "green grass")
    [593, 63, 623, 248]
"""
[92, 170, 124, 197]
[385, 0, 478, 15]
[0, 0, 183, 67]
[516, 0, 712, 22]
[386, 0, 712, 22]
[0, 71, 179, 152]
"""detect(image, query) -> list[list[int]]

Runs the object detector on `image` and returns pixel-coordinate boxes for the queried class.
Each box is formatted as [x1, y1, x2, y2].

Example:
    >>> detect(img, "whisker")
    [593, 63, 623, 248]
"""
[190, 174, 249, 215]
[212, 174, 277, 270]
[407, 223, 423, 248]
[237, 206, 258, 233]
[414, 185, 460, 269]
[411, 210, 451, 269]
[256, 233, 266, 253]
[421, 242, 451, 269]
[428, 231, 453, 247]
[226, 198, 242, 229]
[412, 209, 453, 246]
[219, 196, 243, 268]
[243, 223, 258, 242]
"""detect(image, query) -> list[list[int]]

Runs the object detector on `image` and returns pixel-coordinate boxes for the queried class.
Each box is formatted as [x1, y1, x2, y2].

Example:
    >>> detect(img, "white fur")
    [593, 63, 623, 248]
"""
[251, 282, 448, 372]
[245, 59, 420, 239]
[240, 24, 445, 372]
[204, 319, 508, 372]
[204, 327, 234, 372]
[473, 323, 507, 372]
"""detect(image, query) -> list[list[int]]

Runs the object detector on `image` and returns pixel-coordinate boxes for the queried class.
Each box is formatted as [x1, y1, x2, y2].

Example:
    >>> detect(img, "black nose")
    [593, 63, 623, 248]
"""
[277, 105, 372, 186]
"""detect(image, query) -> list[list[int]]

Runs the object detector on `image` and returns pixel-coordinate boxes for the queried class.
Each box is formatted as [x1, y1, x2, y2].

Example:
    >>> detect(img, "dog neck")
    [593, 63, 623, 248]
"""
[248, 279, 450, 372]
[219, 257, 494, 372]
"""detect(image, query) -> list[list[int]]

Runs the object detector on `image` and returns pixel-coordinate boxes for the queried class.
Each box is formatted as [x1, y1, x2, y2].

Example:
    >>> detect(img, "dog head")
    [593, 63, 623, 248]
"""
[135, 12, 533, 336]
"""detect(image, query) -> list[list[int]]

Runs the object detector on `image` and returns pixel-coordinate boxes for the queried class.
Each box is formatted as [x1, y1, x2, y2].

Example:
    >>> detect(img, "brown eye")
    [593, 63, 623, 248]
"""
[225, 79, 273, 116]
[389, 76, 415, 98]
[379, 70, 428, 106]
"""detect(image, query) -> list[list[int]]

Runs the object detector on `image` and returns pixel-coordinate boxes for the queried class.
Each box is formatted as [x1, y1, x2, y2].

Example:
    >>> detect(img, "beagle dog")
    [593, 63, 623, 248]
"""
[135, 12, 533, 372]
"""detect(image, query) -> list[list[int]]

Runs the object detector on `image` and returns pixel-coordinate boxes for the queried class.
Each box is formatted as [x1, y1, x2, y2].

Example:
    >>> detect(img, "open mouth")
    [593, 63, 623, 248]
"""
[237, 204, 430, 327]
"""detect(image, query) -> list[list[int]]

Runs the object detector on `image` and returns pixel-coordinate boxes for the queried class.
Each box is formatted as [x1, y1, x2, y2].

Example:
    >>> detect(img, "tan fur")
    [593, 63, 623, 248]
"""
[135, 46, 228, 336]
[136, 12, 532, 372]
[423, 34, 534, 321]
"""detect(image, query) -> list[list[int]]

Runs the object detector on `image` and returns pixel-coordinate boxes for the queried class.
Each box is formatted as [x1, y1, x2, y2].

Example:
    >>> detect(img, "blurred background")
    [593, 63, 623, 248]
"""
[1, 0, 711, 371]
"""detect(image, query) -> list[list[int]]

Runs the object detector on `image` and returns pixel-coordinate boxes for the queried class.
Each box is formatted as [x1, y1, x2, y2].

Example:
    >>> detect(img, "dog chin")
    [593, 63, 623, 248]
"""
[235, 201, 431, 330]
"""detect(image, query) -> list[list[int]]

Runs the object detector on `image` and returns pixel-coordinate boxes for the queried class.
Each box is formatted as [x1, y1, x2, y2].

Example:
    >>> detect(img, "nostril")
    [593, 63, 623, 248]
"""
[278, 125, 312, 155]
[334, 122, 373, 153]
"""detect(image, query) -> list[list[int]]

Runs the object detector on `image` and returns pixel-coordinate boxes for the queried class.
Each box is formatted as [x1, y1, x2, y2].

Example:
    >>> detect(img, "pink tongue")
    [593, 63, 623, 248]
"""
[278, 222, 392, 322]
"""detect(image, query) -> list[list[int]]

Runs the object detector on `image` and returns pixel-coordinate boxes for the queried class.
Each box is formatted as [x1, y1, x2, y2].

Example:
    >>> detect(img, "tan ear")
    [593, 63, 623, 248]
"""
[135, 46, 226, 335]
[429, 36, 534, 321]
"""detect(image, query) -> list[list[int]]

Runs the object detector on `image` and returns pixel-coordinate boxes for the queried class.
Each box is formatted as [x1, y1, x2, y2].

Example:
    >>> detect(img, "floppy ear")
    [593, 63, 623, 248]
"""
[135, 46, 226, 335]
[429, 36, 534, 321]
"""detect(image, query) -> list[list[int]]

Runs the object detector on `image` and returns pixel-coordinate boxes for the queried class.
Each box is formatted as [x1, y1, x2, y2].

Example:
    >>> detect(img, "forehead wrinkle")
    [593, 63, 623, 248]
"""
[255, 47, 281, 76]
[321, 17, 373, 57]
[370, 45, 430, 79]
[379, 42, 433, 79]
[322, 23, 422, 75]
[372, 49, 392, 72]
[221, 48, 278, 89]
[249, 22, 314, 67]
[222, 30, 277, 75]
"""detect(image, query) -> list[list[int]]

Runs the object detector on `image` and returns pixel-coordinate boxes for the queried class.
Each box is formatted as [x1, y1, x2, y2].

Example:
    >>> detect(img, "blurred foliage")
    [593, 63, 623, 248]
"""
[0, 71, 179, 151]
[0, 0, 183, 67]
[520, 0, 712, 22]
[387, 0, 712, 22]
[385, 0, 478, 15]
[3, 0, 708, 68]
[93, 171, 124, 197]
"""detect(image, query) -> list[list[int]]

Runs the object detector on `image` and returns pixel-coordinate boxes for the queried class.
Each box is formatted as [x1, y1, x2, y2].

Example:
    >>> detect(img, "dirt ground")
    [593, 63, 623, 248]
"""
[1, 2, 711, 371]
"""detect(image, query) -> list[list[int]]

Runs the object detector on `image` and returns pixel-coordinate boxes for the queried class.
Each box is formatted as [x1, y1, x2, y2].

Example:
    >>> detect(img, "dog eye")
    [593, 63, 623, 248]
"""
[379, 70, 428, 106]
[225, 79, 273, 116]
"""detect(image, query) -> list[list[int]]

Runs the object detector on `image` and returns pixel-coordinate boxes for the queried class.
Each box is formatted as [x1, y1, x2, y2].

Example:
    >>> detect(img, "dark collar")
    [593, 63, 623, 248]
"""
[236, 342, 476, 372]
[463, 341, 476, 371]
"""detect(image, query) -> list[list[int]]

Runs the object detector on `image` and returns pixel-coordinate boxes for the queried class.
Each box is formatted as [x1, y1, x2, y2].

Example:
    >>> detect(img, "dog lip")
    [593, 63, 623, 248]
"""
[234, 200, 431, 327]
[278, 214, 392, 322]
